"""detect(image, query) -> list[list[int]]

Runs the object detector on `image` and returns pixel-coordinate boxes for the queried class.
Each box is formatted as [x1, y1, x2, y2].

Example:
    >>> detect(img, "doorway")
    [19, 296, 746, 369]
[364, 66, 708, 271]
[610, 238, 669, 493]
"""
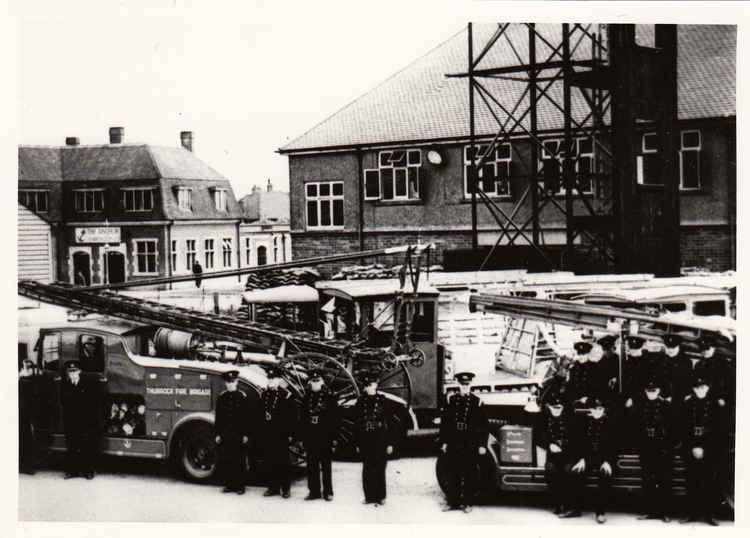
[72, 251, 91, 286]
[105, 251, 126, 284]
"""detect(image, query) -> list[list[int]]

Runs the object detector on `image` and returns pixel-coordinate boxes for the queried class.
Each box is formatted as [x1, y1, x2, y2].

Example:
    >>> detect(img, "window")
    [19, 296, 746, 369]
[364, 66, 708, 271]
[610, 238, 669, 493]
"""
[306, 181, 344, 229]
[74, 189, 105, 213]
[680, 130, 701, 190]
[204, 239, 215, 269]
[539, 138, 594, 194]
[78, 334, 105, 373]
[637, 132, 661, 185]
[213, 189, 228, 211]
[39, 332, 61, 371]
[121, 188, 154, 212]
[463, 143, 511, 198]
[19, 190, 49, 212]
[273, 237, 278, 263]
[171, 240, 178, 272]
[134, 239, 158, 274]
[177, 188, 192, 211]
[693, 300, 726, 317]
[365, 149, 422, 201]
[257, 245, 267, 265]
[245, 238, 252, 266]
[185, 239, 196, 269]
[222, 238, 232, 268]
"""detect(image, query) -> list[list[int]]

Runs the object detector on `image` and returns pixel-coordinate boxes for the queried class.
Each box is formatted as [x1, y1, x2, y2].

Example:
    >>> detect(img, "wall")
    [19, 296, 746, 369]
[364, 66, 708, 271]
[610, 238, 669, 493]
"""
[18, 204, 53, 282]
[170, 222, 240, 275]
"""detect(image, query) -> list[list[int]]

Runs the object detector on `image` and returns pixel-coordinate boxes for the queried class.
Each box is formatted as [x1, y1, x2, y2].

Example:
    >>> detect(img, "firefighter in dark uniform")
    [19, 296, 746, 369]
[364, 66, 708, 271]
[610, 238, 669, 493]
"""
[214, 370, 250, 494]
[258, 366, 295, 498]
[539, 352, 574, 407]
[594, 334, 620, 398]
[60, 361, 102, 479]
[693, 335, 728, 405]
[665, 334, 693, 412]
[538, 392, 573, 515]
[300, 369, 338, 501]
[623, 335, 646, 406]
[566, 341, 594, 406]
[637, 340, 671, 399]
[628, 380, 673, 522]
[439, 371, 489, 513]
[563, 397, 616, 524]
[353, 370, 403, 506]
[19, 359, 37, 475]
[679, 376, 723, 526]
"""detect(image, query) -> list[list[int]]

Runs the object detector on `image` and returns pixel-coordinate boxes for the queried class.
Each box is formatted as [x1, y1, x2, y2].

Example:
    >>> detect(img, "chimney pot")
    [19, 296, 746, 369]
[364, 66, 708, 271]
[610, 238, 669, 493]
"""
[109, 127, 124, 144]
[65, 137, 79, 146]
[180, 131, 193, 152]
[267, 179, 273, 192]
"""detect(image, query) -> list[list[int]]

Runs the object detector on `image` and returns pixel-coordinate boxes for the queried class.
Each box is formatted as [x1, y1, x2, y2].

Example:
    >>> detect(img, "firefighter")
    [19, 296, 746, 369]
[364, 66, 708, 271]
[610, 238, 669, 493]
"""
[594, 334, 620, 397]
[563, 397, 616, 524]
[300, 369, 338, 501]
[353, 370, 402, 506]
[623, 335, 646, 406]
[629, 380, 673, 522]
[637, 340, 671, 400]
[214, 370, 250, 495]
[693, 335, 727, 405]
[539, 392, 573, 515]
[539, 352, 574, 407]
[19, 359, 37, 475]
[60, 361, 102, 480]
[439, 371, 489, 513]
[665, 334, 693, 410]
[566, 341, 593, 406]
[680, 376, 723, 526]
[258, 366, 295, 499]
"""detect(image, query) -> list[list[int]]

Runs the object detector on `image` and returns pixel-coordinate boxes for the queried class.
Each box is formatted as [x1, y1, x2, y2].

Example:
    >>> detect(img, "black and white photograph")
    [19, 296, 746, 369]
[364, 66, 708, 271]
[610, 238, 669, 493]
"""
[6, 0, 743, 533]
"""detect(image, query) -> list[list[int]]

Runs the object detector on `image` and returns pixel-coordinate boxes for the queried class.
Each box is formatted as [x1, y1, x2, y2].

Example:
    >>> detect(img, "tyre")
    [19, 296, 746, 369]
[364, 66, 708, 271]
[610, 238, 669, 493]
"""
[174, 422, 219, 483]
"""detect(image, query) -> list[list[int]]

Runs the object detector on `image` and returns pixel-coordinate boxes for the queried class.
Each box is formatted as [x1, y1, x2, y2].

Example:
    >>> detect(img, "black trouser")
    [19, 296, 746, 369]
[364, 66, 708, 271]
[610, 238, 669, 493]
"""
[360, 432, 388, 502]
[65, 430, 97, 475]
[263, 436, 291, 494]
[19, 412, 34, 473]
[545, 452, 570, 509]
[446, 444, 479, 507]
[640, 440, 672, 516]
[305, 442, 333, 497]
[218, 435, 245, 490]
[568, 457, 613, 515]
[684, 443, 717, 519]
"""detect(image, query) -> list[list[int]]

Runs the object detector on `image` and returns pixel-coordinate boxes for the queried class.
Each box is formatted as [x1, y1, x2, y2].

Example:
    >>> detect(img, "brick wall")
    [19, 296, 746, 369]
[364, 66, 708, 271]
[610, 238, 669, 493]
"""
[680, 225, 734, 271]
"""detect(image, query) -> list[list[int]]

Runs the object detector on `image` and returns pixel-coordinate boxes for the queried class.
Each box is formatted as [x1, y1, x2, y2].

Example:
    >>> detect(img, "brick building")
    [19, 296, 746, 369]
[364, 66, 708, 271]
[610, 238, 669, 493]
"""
[279, 24, 736, 275]
[18, 128, 245, 286]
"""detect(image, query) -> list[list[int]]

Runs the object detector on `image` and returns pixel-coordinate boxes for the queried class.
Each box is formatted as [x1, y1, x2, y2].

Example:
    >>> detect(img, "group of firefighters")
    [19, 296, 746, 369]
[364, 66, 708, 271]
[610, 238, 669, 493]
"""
[526, 331, 735, 525]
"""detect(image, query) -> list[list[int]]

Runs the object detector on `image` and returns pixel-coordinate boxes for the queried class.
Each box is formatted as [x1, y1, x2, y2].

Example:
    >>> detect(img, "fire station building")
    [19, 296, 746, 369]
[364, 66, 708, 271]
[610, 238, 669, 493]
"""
[279, 24, 736, 274]
[18, 128, 245, 286]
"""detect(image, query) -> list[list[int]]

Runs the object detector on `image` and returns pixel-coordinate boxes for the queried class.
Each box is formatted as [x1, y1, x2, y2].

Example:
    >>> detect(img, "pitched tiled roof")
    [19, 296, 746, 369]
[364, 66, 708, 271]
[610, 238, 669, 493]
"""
[18, 147, 62, 181]
[280, 24, 735, 152]
[160, 178, 242, 220]
[239, 191, 290, 223]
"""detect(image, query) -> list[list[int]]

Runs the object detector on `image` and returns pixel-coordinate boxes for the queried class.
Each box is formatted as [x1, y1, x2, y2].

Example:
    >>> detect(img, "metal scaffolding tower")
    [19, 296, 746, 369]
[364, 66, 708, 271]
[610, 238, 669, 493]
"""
[448, 23, 679, 275]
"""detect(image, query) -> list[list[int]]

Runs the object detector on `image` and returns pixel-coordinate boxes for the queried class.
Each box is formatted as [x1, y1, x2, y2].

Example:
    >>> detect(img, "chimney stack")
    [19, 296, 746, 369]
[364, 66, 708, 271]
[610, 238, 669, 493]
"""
[180, 131, 193, 152]
[109, 127, 124, 144]
[251, 185, 259, 194]
[65, 137, 79, 146]
[267, 179, 273, 192]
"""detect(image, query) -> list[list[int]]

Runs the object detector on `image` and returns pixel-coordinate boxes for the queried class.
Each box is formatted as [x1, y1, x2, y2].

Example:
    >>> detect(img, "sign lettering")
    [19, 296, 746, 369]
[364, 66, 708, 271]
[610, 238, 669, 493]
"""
[75, 227, 121, 244]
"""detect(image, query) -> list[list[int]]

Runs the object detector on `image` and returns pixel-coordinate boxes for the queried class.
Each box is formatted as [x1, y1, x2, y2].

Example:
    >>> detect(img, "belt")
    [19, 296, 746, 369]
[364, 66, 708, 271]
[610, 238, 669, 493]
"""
[646, 427, 656, 438]
[693, 426, 707, 436]
[365, 421, 384, 432]
[310, 415, 319, 425]
[456, 422, 467, 431]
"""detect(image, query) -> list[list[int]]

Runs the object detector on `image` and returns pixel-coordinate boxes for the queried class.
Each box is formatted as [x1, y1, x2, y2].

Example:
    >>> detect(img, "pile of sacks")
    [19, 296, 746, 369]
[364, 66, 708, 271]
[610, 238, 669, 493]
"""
[331, 264, 444, 280]
[245, 267, 320, 290]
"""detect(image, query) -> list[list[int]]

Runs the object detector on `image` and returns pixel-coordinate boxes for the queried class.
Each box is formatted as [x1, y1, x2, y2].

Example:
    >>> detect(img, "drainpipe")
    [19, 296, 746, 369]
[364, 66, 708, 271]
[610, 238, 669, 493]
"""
[167, 221, 173, 290]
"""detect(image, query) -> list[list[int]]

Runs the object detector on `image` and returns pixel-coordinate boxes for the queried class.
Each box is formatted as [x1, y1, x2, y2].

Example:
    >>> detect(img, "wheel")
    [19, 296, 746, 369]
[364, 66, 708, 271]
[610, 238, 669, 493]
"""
[174, 422, 219, 483]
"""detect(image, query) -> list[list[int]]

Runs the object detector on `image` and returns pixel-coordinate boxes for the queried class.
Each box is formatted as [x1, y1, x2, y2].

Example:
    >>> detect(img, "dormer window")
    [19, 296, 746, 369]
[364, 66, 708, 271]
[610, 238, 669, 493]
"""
[212, 188, 228, 211]
[176, 188, 192, 211]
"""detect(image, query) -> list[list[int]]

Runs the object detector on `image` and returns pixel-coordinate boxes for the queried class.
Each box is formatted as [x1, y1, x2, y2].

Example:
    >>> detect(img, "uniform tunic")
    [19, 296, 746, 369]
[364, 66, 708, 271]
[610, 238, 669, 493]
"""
[633, 394, 673, 516]
[353, 393, 401, 502]
[61, 377, 103, 475]
[569, 411, 617, 514]
[300, 389, 338, 497]
[258, 388, 296, 494]
[538, 407, 573, 509]
[214, 389, 251, 490]
[589, 353, 619, 402]
[566, 362, 594, 405]
[636, 351, 671, 397]
[438, 393, 489, 507]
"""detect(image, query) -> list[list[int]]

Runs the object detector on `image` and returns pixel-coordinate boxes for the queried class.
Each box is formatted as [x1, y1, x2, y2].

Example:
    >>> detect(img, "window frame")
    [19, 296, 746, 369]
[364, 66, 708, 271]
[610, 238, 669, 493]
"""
[679, 129, 702, 191]
[257, 245, 267, 266]
[372, 149, 422, 202]
[177, 188, 193, 211]
[245, 237, 252, 266]
[74, 188, 106, 213]
[538, 137, 594, 195]
[185, 239, 197, 269]
[204, 238, 215, 269]
[221, 237, 233, 268]
[133, 239, 159, 276]
[305, 181, 345, 230]
[19, 189, 49, 213]
[171, 239, 178, 273]
[120, 187, 154, 212]
[212, 188, 228, 212]
[463, 142, 512, 199]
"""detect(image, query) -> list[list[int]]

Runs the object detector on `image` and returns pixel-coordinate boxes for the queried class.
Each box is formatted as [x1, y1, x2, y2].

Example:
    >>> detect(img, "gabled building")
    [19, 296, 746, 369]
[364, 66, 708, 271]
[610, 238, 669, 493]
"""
[18, 128, 244, 285]
[238, 180, 292, 267]
[279, 24, 736, 274]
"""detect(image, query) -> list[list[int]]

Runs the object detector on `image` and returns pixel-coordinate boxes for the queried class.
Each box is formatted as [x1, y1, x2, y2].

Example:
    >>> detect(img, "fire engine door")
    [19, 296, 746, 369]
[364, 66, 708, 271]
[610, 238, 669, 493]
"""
[36, 331, 63, 432]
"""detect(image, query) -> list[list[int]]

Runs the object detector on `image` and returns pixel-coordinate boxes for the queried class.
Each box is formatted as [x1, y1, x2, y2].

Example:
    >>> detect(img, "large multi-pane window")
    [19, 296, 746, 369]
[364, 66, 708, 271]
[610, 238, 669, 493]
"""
[204, 239, 215, 269]
[306, 181, 344, 229]
[19, 190, 49, 212]
[222, 238, 233, 267]
[121, 188, 154, 211]
[134, 239, 158, 275]
[364, 149, 421, 201]
[74, 189, 105, 212]
[463, 143, 511, 198]
[171, 239, 177, 272]
[185, 239, 196, 268]
[539, 138, 594, 194]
